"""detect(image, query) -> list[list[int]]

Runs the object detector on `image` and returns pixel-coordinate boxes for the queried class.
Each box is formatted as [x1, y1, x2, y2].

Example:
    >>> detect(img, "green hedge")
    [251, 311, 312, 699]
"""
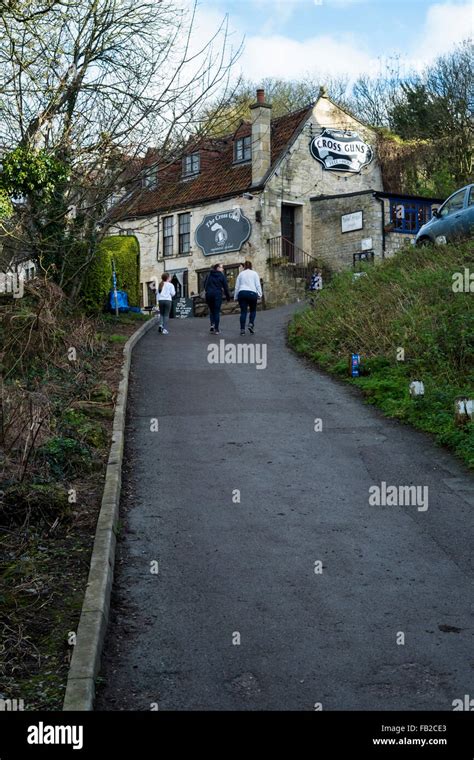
[81, 235, 140, 313]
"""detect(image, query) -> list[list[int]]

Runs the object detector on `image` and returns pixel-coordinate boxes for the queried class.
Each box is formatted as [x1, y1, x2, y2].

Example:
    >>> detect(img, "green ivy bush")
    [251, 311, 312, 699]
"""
[0, 147, 69, 200]
[81, 235, 140, 313]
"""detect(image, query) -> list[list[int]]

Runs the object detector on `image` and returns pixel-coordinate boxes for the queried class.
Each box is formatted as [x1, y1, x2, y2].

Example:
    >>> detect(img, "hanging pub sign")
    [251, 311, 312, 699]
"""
[195, 207, 251, 256]
[310, 128, 373, 173]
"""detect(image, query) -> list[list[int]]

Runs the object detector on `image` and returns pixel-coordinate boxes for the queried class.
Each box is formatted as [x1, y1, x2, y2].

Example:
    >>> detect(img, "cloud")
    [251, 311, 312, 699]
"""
[315, 0, 366, 4]
[241, 33, 375, 79]
[237, 1, 472, 82]
[414, 2, 473, 61]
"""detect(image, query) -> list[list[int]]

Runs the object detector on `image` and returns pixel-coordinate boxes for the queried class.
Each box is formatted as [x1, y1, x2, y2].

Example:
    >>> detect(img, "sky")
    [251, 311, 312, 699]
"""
[194, 0, 473, 82]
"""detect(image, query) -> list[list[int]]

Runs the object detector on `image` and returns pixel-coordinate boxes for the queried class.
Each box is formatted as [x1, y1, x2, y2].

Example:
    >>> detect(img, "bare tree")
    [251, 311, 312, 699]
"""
[201, 74, 352, 137]
[0, 0, 242, 296]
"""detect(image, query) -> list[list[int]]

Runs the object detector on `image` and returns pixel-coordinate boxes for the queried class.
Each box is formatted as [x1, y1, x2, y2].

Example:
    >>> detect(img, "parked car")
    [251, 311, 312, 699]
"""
[415, 183, 474, 246]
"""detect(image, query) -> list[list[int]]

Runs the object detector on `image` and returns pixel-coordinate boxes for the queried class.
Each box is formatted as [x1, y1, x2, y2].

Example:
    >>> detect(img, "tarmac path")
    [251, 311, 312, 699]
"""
[96, 304, 473, 710]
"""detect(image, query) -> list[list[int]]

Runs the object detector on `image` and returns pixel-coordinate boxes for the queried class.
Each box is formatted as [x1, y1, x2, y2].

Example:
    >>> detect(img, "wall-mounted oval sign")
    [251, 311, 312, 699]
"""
[195, 207, 251, 256]
[310, 128, 373, 173]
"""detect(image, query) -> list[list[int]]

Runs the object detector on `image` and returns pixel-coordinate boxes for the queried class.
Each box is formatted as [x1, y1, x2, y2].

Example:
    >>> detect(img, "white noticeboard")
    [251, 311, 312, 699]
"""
[361, 237, 373, 251]
[341, 210, 363, 233]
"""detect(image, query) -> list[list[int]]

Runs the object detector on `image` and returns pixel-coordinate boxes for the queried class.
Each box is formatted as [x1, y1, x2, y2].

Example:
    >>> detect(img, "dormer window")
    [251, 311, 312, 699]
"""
[234, 136, 251, 163]
[183, 152, 200, 177]
[142, 167, 157, 189]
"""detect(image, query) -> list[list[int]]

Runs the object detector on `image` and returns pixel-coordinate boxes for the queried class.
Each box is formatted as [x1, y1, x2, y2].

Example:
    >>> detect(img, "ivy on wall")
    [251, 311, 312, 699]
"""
[376, 131, 462, 199]
[81, 235, 140, 313]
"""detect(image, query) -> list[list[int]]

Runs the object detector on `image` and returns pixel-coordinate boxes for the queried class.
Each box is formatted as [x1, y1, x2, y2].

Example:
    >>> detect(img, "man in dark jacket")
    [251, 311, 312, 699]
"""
[205, 263, 231, 334]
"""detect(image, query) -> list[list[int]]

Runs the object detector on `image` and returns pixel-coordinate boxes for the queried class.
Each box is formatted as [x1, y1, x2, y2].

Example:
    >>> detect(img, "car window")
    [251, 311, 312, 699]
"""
[468, 188, 474, 207]
[439, 189, 466, 217]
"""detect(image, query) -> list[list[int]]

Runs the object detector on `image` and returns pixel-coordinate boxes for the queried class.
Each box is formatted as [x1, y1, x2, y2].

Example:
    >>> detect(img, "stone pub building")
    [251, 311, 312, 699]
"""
[109, 88, 442, 307]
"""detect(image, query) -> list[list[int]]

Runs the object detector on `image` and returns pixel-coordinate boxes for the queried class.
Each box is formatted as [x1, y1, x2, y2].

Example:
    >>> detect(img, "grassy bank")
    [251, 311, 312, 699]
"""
[288, 241, 474, 468]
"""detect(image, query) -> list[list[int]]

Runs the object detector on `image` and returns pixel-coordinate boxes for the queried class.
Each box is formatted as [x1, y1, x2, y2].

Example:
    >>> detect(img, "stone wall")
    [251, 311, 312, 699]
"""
[310, 192, 434, 272]
[311, 191, 383, 271]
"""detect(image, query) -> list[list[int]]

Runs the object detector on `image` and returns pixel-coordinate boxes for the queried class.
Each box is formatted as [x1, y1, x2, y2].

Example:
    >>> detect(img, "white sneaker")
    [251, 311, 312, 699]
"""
[162, 328, 169, 335]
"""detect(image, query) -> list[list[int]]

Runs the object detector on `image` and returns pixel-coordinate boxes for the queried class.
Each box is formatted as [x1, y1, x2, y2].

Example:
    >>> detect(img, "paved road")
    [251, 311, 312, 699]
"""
[96, 304, 474, 711]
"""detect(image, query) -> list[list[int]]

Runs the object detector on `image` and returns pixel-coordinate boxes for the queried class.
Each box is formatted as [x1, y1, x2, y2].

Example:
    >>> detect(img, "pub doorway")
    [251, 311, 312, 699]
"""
[281, 204, 295, 261]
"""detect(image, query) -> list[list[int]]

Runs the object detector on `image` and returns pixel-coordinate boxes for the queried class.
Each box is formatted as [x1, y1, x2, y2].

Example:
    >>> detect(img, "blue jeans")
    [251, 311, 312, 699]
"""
[158, 300, 171, 329]
[206, 293, 222, 330]
[238, 291, 258, 330]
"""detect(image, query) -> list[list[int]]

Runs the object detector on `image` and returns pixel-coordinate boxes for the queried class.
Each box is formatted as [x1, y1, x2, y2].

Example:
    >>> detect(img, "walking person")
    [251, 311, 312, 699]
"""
[205, 263, 230, 335]
[234, 261, 262, 336]
[156, 273, 175, 334]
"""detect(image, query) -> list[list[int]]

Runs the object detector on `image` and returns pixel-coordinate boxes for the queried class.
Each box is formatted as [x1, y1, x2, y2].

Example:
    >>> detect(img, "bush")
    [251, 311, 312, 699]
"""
[81, 235, 140, 313]
[38, 437, 94, 478]
[0, 483, 70, 526]
[60, 409, 108, 448]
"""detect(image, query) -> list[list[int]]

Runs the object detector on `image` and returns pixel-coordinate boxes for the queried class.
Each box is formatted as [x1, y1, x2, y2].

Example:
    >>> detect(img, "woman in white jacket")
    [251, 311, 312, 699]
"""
[234, 261, 262, 336]
[156, 273, 176, 334]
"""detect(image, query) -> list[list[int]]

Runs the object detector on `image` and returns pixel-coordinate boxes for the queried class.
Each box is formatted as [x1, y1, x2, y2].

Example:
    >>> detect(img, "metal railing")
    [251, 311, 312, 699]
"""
[267, 236, 321, 286]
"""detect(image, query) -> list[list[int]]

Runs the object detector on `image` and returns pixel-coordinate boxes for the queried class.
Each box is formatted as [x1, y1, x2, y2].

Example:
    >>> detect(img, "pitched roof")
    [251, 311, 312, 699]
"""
[113, 105, 313, 220]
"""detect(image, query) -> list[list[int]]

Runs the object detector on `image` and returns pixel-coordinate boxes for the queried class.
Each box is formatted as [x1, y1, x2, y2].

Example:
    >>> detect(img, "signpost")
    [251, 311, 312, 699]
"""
[111, 258, 119, 317]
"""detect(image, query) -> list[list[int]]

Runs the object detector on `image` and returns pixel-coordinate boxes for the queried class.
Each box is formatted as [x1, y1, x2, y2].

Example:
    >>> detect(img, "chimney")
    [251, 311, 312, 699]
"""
[250, 88, 272, 186]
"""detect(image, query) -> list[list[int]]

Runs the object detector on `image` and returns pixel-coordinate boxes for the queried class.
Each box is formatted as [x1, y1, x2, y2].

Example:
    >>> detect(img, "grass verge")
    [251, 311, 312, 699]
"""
[288, 241, 474, 468]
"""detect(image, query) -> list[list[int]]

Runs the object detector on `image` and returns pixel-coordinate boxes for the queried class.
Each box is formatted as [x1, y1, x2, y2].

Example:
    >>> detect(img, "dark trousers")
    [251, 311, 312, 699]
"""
[158, 300, 171, 329]
[206, 293, 223, 330]
[238, 291, 258, 329]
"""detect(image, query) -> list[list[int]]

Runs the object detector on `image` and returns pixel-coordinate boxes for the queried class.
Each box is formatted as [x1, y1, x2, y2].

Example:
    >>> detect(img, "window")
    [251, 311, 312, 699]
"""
[197, 269, 211, 293]
[468, 188, 474, 207]
[162, 216, 173, 257]
[146, 281, 156, 307]
[183, 152, 200, 177]
[168, 270, 188, 298]
[389, 200, 434, 233]
[142, 168, 157, 189]
[223, 265, 240, 291]
[178, 213, 191, 254]
[197, 264, 240, 294]
[234, 136, 251, 163]
[439, 188, 466, 217]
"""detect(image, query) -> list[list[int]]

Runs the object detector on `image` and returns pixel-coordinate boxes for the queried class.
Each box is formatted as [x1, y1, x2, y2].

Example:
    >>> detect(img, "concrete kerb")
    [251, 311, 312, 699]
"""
[63, 314, 159, 711]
